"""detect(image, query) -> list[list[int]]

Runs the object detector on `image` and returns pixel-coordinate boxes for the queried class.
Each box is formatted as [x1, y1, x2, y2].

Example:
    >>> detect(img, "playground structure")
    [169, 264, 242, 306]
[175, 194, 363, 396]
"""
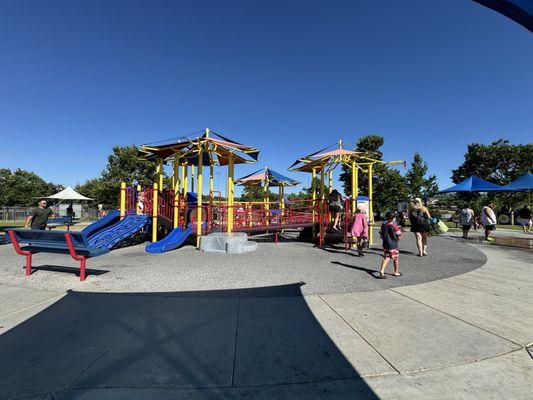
[289, 140, 404, 247]
[118, 131, 404, 252]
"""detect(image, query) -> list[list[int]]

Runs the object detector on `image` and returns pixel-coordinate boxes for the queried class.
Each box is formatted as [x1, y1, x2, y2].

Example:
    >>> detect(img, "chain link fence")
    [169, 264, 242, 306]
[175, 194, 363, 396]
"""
[0, 206, 98, 222]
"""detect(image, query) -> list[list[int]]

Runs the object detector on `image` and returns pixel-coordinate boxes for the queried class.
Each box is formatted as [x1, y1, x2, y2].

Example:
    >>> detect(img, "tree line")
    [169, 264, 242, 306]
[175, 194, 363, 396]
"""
[1, 138, 531, 211]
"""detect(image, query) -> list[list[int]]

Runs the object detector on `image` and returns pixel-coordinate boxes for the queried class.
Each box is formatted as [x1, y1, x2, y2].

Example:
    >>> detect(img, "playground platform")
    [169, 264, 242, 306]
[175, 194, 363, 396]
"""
[0, 233, 531, 399]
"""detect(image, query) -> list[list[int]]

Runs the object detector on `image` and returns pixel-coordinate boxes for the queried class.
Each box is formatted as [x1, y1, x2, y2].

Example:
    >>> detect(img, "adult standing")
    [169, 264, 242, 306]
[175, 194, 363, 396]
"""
[25, 199, 55, 230]
[460, 204, 475, 239]
[408, 197, 431, 256]
[517, 204, 532, 233]
[481, 202, 497, 241]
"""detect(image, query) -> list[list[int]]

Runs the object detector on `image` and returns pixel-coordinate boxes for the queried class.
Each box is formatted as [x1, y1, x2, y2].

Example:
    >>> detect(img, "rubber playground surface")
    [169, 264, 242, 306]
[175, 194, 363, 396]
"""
[0, 229, 486, 294]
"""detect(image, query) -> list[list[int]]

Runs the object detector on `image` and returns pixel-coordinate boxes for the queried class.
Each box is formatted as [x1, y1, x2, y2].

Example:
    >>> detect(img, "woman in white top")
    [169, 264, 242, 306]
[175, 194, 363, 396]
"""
[460, 205, 475, 239]
[481, 202, 497, 241]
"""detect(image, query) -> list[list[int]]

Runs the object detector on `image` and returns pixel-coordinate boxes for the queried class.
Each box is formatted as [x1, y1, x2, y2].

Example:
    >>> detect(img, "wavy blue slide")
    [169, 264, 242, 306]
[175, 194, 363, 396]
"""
[145, 227, 193, 253]
[88, 214, 149, 249]
[82, 210, 121, 238]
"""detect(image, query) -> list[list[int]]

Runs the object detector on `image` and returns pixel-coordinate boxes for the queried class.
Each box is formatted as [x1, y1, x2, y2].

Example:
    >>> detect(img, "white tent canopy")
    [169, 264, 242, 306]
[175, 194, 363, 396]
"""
[45, 186, 93, 201]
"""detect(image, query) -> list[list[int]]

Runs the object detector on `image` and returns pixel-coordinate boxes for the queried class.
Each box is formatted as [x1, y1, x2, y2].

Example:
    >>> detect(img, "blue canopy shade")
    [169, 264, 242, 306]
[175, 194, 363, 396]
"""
[499, 172, 533, 191]
[439, 176, 504, 193]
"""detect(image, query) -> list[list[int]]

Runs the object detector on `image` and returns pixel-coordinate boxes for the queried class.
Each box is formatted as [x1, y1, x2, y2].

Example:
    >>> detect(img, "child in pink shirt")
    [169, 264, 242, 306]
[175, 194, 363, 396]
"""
[351, 204, 369, 256]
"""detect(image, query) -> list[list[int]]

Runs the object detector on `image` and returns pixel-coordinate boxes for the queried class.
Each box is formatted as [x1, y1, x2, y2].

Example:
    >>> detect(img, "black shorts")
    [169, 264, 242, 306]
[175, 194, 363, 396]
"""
[329, 205, 343, 213]
[462, 224, 472, 231]
[485, 224, 496, 231]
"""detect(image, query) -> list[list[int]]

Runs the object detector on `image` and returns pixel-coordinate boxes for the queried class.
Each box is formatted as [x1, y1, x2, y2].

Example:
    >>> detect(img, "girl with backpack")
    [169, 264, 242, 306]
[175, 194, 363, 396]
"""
[408, 197, 431, 257]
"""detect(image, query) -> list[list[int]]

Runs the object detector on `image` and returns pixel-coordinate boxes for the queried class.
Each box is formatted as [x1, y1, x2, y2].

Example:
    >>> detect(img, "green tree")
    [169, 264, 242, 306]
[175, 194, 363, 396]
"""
[239, 185, 265, 202]
[405, 152, 438, 198]
[339, 134, 384, 196]
[0, 168, 59, 206]
[77, 145, 161, 208]
[451, 139, 532, 209]
[338, 134, 408, 211]
[452, 139, 532, 185]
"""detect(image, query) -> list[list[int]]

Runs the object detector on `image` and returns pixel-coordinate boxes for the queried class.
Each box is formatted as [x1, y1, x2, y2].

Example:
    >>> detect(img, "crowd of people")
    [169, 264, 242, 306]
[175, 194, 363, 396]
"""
[328, 190, 533, 280]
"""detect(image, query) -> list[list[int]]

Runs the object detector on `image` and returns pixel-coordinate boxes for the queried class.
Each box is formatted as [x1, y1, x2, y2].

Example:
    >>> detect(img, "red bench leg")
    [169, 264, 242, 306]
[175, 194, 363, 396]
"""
[8, 231, 33, 276]
[64, 233, 87, 281]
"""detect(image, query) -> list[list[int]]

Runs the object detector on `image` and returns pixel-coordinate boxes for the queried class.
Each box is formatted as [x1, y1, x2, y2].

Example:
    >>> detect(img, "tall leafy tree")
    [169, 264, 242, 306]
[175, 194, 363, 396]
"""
[405, 152, 438, 198]
[339, 134, 384, 196]
[0, 168, 60, 206]
[452, 139, 532, 185]
[77, 145, 161, 208]
[239, 185, 265, 202]
[339, 134, 408, 211]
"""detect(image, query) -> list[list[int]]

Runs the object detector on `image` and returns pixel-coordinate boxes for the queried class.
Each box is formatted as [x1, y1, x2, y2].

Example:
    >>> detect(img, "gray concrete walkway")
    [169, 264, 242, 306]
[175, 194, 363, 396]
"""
[0, 243, 531, 399]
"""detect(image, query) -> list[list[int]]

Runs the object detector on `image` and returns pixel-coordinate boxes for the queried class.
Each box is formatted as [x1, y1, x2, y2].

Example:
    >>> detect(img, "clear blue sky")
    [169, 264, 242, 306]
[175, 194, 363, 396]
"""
[1, 0, 531, 195]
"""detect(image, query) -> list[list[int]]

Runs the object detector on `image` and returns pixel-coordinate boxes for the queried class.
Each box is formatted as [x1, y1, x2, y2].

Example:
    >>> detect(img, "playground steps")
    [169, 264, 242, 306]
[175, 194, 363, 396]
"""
[199, 232, 257, 254]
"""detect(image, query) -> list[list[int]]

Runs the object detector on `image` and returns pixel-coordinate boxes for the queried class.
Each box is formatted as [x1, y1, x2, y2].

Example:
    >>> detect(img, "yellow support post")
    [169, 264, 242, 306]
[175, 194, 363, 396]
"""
[182, 164, 188, 197]
[173, 153, 180, 192]
[368, 163, 374, 245]
[152, 183, 158, 242]
[173, 154, 180, 228]
[209, 164, 214, 195]
[227, 154, 234, 233]
[351, 161, 356, 212]
[328, 170, 333, 194]
[191, 165, 195, 193]
[280, 184, 285, 210]
[196, 145, 203, 248]
[264, 177, 270, 227]
[119, 182, 126, 220]
[312, 167, 317, 218]
[157, 159, 163, 192]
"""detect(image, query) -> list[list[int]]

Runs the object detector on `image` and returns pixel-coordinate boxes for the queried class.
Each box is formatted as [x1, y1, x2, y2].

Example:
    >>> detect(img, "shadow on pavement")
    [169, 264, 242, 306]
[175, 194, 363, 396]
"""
[27, 265, 110, 278]
[0, 283, 379, 400]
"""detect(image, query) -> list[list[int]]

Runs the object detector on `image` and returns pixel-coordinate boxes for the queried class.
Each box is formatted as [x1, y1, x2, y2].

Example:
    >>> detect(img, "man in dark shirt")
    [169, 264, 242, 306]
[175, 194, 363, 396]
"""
[517, 205, 532, 233]
[25, 199, 55, 230]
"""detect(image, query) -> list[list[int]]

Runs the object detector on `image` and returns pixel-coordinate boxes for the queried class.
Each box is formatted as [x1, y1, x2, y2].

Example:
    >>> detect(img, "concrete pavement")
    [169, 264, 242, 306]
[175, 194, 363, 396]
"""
[0, 243, 531, 399]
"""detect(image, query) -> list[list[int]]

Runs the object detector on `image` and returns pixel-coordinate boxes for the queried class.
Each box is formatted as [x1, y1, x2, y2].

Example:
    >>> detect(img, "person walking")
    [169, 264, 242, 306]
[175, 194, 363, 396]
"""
[97, 204, 107, 219]
[328, 189, 344, 231]
[350, 203, 368, 256]
[25, 199, 55, 230]
[481, 202, 497, 241]
[408, 197, 431, 256]
[376, 211, 402, 279]
[460, 204, 475, 239]
[517, 204, 532, 233]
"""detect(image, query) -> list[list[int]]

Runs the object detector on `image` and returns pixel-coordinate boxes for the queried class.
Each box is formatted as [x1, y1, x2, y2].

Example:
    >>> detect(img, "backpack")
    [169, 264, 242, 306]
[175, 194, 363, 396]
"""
[413, 209, 428, 226]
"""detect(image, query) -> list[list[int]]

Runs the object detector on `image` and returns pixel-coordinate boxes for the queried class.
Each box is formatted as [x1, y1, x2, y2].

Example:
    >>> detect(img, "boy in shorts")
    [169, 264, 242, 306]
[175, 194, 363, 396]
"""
[376, 211, 402, 279]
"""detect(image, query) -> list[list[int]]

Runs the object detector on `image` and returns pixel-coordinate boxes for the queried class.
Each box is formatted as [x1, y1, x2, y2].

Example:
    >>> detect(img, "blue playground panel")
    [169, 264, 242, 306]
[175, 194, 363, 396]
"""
[145, 227, 193, 253]
[82, 210, 121, 238]
[88, 214, 148, 249]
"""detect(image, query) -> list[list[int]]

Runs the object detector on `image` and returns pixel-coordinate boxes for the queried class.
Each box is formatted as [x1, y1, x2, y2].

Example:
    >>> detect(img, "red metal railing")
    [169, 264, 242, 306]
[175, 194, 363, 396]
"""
[125, 187, 137, 215]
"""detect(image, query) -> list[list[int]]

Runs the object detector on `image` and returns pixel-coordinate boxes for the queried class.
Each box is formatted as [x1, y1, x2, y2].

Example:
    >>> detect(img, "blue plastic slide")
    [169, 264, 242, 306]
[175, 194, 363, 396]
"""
[145, 226, 193, 253]
[82, 210, 121, 238]
[88, 214, 148, 249]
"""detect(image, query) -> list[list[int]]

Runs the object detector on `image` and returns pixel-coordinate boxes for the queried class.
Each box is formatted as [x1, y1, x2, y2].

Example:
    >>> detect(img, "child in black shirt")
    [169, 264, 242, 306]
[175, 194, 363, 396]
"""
[377, 211, 402, 279]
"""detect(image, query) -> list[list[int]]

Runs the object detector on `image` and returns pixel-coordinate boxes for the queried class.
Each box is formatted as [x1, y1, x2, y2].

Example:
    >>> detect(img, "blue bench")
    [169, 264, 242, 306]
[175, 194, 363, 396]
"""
[7, 229, 109, 281]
